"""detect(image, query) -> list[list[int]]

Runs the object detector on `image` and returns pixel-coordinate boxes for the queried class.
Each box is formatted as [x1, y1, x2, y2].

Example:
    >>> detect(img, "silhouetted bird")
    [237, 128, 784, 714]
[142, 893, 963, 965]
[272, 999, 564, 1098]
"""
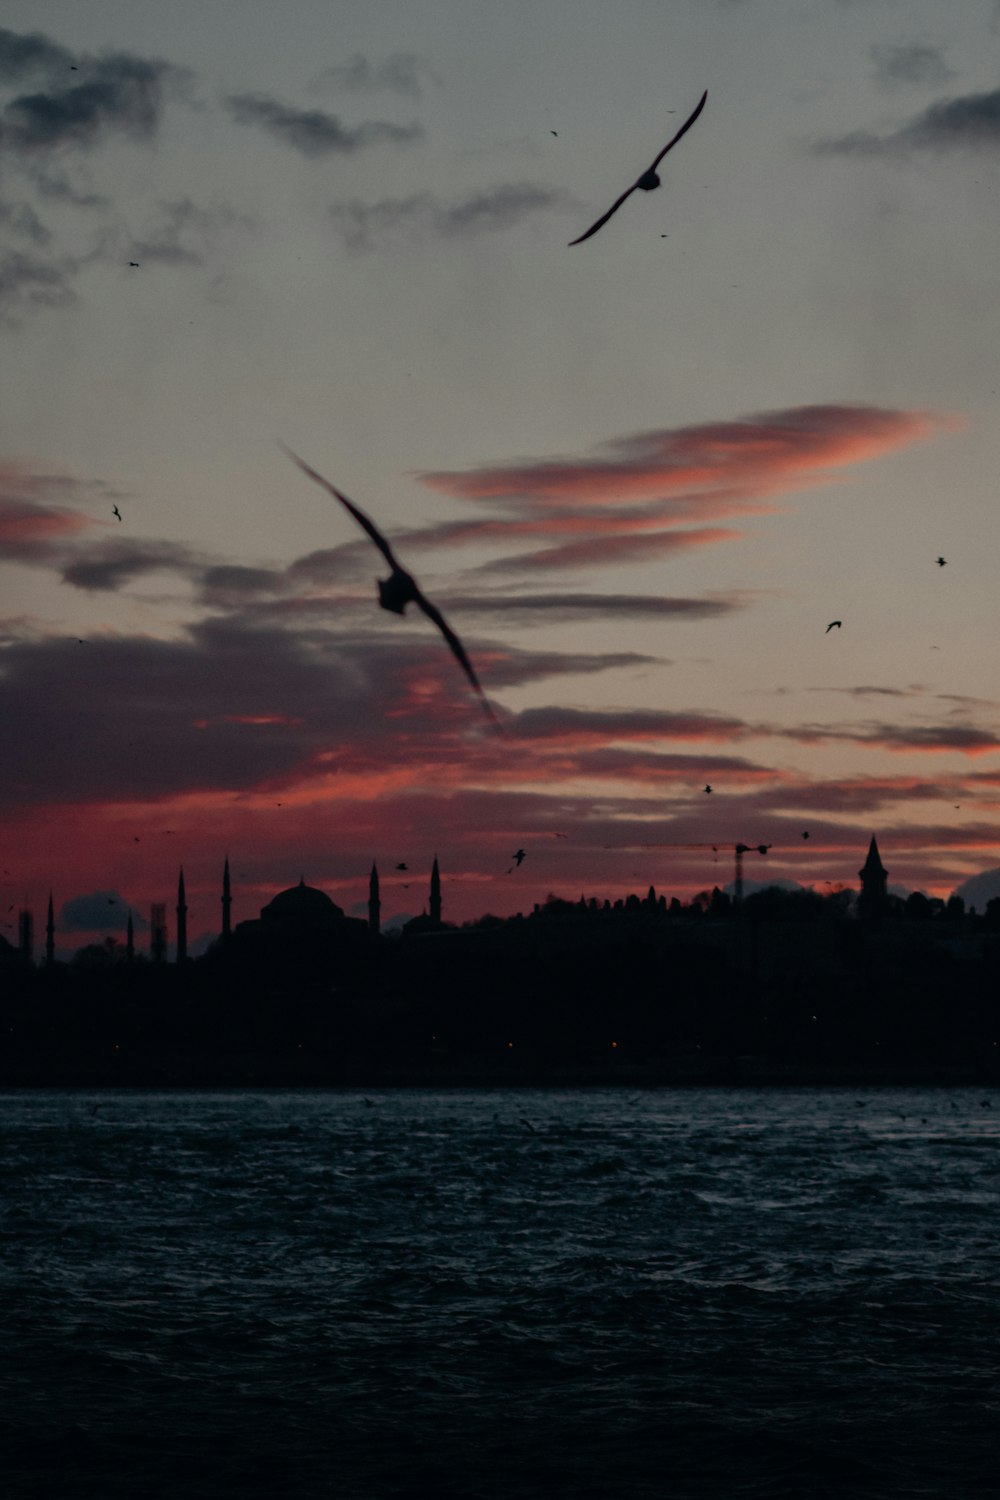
[826, 620, 842, 633]
[128, 262, 139, 268]
[802, 831, 810, 839]
[936, 557, 947, 567]
[285, 448, 500, 730]
[512, 849, 526, 866]
[112, 505, 122, 521]
[395, 863, 408, 871]
[704, 784, 712, 794]
[568, 90, 707, 245]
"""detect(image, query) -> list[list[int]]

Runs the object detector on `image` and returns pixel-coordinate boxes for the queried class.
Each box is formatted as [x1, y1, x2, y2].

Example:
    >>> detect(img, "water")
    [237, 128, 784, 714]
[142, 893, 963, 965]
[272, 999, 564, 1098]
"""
[3, 1087, 999, 1498]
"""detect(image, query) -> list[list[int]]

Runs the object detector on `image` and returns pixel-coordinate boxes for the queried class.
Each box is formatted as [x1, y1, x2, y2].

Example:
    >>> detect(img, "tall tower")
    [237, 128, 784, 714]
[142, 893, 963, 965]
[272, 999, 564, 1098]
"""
[150, 903, 167, 963]
[369, 862, 381, 934]
[858, 835, 888, 919]
[45, 892, 55, 966]
[429, 855, 442, 927]
[221, 857, 232, 941]
[176, 867, 188, 963]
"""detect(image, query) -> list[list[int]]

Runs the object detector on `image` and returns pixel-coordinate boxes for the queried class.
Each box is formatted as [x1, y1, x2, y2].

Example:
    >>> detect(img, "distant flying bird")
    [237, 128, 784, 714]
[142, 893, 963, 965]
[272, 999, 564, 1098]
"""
[395, 863, 409, 871]
[512, 849, 526, 866]
[285, 447, 500, 730]
[112, 505, 122, 521]
[826, 620, 842, 633]
[128, 262, 139, 268]
[568, 89, 707, 245]
[802, 831, 810, 840]
[936, 557, 947, 567]
[704, 784, 712, 794]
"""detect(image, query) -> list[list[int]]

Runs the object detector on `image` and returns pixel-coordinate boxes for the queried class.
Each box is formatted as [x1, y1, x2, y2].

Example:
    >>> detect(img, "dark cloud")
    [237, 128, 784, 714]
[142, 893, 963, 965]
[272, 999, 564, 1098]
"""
[953, 866, 1000, 910]
[0, 51, 184, 154]
[513, 706, 748, 744]
[60, 890, 144, 932]
[0, 27, 72, 83]
[61, 538, 203, 592]
[815, 87, 1000, 155]
[199, 565, 288, 608]
[780, 721, 1000, 755]
[0, 612, 664, 811]
[328, 184, 573, 249]
[312, 53, 435, 98]
[431, 591, 746, 624]
[869, 42, 952, 89]
[224, 92, 421, 157]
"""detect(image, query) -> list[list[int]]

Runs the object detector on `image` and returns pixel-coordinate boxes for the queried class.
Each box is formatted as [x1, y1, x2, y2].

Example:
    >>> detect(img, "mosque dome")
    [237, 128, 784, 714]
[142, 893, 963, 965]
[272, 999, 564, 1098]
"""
[260, 878, 344, 925]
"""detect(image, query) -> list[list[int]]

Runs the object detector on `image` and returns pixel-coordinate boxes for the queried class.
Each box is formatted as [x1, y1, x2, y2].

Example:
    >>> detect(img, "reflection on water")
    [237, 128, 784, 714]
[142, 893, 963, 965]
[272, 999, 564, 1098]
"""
[2, 1088, 998, 1498]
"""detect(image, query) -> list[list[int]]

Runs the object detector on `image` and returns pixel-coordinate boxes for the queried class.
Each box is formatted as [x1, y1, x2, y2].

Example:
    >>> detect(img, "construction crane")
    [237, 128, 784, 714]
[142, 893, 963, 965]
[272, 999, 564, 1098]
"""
[603, 840, 772, 904]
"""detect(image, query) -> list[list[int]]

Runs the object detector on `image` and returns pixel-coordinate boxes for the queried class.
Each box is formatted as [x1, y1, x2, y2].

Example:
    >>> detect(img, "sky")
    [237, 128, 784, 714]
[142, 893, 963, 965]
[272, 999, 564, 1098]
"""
[3, 0, 1000, 954]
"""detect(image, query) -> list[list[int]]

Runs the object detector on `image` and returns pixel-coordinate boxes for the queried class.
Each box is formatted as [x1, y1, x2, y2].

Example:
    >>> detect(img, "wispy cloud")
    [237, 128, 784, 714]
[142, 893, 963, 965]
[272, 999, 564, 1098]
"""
[123, 197, 255, 269]
[225, 91, 421, 157]
[328, 184, 574, 249]
[430, 591, 747, 624]
[0, 464, 110, 557]
[869, 42, 952, 89]
[312, 53, 436, 99]
[779, 721, 1000, 755]
[416, 404, 952, 577]
[0, 246, 76, 323]
[815, 86, 1000, 155]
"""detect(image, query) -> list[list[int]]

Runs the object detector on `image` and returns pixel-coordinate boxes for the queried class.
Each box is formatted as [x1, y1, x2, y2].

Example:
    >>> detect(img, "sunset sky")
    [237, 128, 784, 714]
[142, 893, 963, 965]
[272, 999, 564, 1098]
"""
[4, 0, 1000, 954]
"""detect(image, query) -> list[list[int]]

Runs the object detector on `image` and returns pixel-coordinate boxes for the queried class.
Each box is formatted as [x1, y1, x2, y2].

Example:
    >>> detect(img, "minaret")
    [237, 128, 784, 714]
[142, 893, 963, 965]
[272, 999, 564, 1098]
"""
[858, 835, 888, 919]
[126, 910, 135, 963]
[429, 855, 442, 927]
[176, 867, 188, 963]
[45, 892, 55, 966]
[221, 856, 232, 941]
[369, 862, 381, 934]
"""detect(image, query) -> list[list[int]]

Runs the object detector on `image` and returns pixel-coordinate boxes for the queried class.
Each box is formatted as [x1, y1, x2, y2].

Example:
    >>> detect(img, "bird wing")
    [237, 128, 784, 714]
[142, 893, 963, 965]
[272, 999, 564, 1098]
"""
[647, 90, 708, 171]
[284, 446, 401, 571]
[568, 184, 639, 245]
[569, 89, 707, 246]
[410, 586, 501, 730]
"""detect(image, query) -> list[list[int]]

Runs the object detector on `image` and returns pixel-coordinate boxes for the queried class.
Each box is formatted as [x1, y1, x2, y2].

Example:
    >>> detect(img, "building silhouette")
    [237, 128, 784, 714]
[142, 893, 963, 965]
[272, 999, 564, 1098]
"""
[176, 868, 188, 963]
[858, 835, 889, 919]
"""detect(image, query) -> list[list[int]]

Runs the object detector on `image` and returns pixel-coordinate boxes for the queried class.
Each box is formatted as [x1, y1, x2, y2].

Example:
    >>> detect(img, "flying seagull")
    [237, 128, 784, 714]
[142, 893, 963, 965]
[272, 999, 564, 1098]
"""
[112, 505, 122, 522]
[568, 89, 707, 245]
[284, 447, 500, 730]
[512, 849, 526, 866]
[704, 784, 712, 794]
[128, 262, 139, 268]
[936, 557, 947, 567]
[826, 620, 842, 633]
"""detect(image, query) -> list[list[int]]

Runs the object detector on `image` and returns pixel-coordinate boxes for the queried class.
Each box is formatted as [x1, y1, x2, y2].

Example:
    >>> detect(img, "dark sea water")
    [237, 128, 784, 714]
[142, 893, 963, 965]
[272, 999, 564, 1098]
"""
[3, 1087, 999, 1498]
